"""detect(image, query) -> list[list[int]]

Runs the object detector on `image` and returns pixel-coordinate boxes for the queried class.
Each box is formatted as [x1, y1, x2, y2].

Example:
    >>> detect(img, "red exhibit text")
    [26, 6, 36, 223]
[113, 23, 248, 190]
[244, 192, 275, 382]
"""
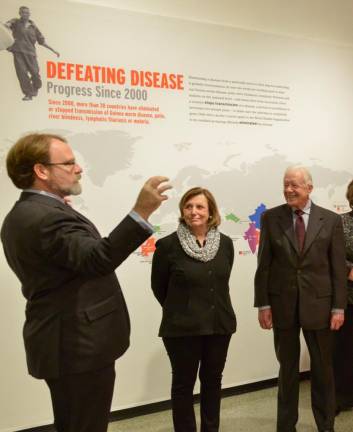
[47, 62, 126, 84]
[46, 62, 184, 90]
[130, 70, 183, 90]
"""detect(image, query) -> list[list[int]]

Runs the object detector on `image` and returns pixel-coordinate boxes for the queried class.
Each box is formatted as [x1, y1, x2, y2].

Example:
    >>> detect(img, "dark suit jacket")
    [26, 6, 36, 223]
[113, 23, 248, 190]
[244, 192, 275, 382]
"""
[254, 202, 347, 330]
[151, 231, 236, 337]
[1, 192, 150, 379]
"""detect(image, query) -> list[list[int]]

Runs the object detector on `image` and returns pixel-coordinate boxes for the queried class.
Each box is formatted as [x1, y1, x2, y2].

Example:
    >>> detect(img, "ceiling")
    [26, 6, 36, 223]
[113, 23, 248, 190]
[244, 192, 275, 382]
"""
[70, 0, 353, 46]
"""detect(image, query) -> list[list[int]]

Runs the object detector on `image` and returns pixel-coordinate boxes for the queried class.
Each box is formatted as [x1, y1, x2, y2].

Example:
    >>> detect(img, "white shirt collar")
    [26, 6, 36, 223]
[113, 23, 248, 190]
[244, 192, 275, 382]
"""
[292, 199, 311, 215]
[23, 189, 66, 204]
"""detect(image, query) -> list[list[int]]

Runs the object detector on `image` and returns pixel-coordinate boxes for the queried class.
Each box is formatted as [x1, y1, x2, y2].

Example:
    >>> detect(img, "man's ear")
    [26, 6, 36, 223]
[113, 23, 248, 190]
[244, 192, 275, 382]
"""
[33, 163, 49, 181]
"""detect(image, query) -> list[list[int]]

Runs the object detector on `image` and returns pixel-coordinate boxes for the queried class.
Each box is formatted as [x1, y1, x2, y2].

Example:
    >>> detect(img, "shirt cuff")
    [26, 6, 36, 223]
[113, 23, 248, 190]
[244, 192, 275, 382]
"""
[331, 309, 344, 314]
[129, 210, 154, 235]
[258, 305, 271, 310]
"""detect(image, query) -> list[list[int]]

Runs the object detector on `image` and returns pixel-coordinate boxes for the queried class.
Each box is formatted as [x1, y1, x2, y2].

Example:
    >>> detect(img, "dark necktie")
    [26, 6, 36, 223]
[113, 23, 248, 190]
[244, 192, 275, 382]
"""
[295, 209, 305, 252]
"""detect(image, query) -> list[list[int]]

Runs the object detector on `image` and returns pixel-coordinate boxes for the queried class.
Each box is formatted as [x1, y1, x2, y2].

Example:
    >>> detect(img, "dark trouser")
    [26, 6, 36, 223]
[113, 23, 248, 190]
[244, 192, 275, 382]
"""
[333, 304, 353, 409]
[12, 52, 42, 97]
[45, 363, 115, 432]
[274, 327, 335, 432]
[163, 334, 231, 432]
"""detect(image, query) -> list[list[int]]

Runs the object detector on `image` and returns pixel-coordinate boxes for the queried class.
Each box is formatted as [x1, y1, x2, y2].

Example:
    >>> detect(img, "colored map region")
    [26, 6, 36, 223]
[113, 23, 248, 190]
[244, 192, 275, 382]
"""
[249, 203, 266, 229]
[244, 204, 267, 253]
[226, 213, 240, 223]
[243, 223, 260, 254]
[141, 237, 156, 256]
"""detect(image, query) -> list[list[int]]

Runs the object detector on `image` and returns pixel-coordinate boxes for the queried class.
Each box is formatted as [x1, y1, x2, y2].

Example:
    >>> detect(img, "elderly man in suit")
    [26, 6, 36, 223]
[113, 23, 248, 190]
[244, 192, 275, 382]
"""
[1, 133, 170, 432]
[254, 166, 347, 432]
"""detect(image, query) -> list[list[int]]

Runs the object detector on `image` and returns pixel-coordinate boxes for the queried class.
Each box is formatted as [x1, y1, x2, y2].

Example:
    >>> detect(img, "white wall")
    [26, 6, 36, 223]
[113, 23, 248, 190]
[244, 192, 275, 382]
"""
[1, 1, 353, 431]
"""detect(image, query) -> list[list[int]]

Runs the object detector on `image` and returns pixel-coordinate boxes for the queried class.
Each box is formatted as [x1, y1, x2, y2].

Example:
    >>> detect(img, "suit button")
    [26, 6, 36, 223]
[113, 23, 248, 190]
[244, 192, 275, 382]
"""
[297, 269, 301, 274]
[211, 305, 215, 309]
[210, 288, 214, 292]
[208, 270, 212, 275]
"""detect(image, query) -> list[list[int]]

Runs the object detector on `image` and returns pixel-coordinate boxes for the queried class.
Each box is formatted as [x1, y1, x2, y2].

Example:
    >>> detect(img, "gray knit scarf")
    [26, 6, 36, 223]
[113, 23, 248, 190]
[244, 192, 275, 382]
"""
[177, 223, 220, 262]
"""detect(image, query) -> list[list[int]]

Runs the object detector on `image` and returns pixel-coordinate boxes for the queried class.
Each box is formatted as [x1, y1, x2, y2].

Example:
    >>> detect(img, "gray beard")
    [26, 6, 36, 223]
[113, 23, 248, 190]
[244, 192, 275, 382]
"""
[60, 182, 82, 196]
[67, 183, 82, 196]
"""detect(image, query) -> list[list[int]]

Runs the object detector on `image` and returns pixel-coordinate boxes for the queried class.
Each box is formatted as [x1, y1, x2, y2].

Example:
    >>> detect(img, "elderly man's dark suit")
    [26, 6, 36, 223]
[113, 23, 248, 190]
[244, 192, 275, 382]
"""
[254, 202, 346, 432]
[1, 191, 151, 431]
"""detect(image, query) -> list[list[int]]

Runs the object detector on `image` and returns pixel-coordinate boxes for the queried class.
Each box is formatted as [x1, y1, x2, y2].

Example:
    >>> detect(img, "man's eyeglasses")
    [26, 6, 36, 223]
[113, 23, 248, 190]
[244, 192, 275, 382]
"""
[43, 160, 77, 167]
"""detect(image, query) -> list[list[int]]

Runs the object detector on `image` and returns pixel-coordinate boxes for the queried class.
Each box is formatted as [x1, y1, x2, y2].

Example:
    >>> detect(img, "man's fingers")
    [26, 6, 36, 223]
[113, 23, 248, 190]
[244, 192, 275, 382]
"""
[159, 194, 169, 202]
[146, 176, 169, 188]
[157, 183, 172, 195]
[132, 176, 171, 220]
[258, 309, 272, 330]
[330, 313, 344, 331]
[259, 319, 272, 330]
[145, 176, 172, 199]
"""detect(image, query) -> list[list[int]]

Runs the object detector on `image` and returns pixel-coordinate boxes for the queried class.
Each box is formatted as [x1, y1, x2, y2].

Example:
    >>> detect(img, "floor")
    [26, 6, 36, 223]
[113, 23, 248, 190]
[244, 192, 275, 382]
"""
[108, 381, 353, 431]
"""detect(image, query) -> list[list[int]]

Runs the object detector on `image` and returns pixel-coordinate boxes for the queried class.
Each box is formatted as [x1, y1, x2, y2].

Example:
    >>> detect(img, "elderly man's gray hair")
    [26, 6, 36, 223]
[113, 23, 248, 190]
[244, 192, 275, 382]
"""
[284, 166, 313, 186]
